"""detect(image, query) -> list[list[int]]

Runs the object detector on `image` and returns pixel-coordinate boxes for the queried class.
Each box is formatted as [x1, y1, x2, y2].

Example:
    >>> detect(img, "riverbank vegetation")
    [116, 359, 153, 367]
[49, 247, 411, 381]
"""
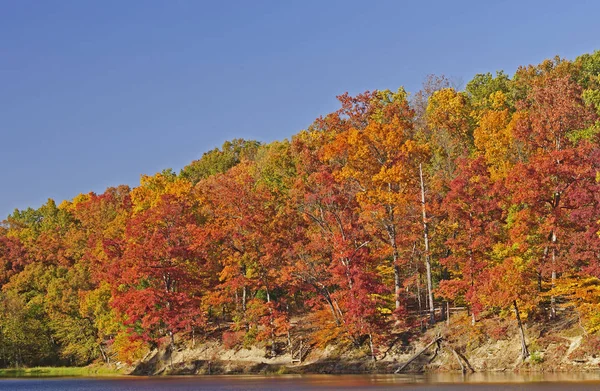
[0, 366, 122, 377]
[1, 51, 600, 371]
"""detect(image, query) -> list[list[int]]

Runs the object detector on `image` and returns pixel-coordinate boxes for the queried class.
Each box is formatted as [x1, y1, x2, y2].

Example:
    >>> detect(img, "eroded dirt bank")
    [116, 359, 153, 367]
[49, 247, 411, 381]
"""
[130, 310, 600, 376]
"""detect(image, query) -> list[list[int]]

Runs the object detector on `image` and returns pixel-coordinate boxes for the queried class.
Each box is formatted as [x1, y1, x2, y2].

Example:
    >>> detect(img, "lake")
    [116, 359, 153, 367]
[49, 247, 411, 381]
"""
[1, 373, 600, 390]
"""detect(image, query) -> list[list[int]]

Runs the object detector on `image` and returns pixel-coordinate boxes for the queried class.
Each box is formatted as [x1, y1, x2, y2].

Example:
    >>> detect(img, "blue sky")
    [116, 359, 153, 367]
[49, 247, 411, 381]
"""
[1, 0, 599, 217]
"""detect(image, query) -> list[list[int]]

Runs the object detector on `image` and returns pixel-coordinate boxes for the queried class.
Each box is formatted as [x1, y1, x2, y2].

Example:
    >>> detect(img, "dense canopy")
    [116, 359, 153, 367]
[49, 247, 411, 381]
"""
[1, 51, 600, 367]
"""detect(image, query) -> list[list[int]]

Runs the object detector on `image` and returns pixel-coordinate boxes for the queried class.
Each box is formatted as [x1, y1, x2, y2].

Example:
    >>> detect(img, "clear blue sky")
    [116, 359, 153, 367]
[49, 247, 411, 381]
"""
[1, 0, 599, 218]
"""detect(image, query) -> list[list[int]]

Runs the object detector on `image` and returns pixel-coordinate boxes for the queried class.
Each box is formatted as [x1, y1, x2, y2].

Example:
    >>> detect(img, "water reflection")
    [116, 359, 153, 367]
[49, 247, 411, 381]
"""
[424, 371, 600, 383]
[1, 373, 600, 391]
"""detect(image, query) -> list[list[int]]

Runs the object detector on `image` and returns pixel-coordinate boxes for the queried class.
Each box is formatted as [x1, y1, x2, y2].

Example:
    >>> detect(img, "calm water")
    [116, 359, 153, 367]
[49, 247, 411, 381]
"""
[1, 374, 600, 391]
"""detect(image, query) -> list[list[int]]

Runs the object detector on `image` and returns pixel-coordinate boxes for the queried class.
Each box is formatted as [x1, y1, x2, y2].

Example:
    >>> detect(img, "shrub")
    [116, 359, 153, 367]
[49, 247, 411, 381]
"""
[222, 330, 245, 349]
[487, 323, 510, 341]
[530, 351, 544, 364]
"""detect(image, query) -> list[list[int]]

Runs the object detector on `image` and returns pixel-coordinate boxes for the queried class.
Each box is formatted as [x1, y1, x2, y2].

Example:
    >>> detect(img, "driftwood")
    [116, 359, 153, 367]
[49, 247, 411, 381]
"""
[428, 339, 441, 364]
[454, 348, 475, 373]
[395, 335, 475, 374]
[378, 335, 403, 361]
[395, 335, 443, 373]
[440, 341, 475, 374]
[450, 347, 465, 373]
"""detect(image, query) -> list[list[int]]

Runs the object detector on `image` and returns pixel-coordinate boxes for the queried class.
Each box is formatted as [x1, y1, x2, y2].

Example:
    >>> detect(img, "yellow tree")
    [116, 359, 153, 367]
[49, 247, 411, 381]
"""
[130, 169, 192, 213]
[421, 87, 475, 322]
[425, 88, 474, 185]
[324, 88, 429, 316]
[473, 91, 519, 180]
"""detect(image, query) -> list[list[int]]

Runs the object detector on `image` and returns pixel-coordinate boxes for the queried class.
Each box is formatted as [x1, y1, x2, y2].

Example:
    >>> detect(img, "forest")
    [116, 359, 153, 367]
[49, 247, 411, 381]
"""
[1, 51, 600, 368]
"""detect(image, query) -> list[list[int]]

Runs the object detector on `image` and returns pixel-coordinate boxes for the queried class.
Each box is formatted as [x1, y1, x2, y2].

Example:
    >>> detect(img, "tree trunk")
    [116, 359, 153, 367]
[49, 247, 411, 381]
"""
[99, 344, 109, 364]
[332, 297, 345, 323]
[168, 330, 175, 350]
[513, 300, 529, 360]
[394, 262, 401, 310]
[420, 163, 435, 324]
[265, 284, 276, 357]
[411, 243, 423, 315]
[369, 333, 376, 362]
[242, 285, 247, 313]
[416, 271, 423, 315]
[395, 336, 443, 373]
[451, 347, 466, 373]
[549, 188, 561, 319]
[385, 180, 402, 311]
[163, 273, 175, 351]
[386, 221, 401, 310]
[320, 287, 340, 325]
[550, 231, 557, 319]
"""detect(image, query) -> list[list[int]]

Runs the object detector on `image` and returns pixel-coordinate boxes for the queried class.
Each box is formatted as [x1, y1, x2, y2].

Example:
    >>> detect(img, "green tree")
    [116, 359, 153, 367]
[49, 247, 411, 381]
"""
[180, 139, 261, 184]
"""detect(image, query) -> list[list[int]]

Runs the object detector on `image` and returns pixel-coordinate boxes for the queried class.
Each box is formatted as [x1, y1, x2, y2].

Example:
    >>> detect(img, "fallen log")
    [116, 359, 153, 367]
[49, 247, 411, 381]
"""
[455, 348, 475, 373]
[428, 339, 441, 364]
[450, 347, 466, 373]
[395, 335, 443, 373]
[443, 342, 475, 373]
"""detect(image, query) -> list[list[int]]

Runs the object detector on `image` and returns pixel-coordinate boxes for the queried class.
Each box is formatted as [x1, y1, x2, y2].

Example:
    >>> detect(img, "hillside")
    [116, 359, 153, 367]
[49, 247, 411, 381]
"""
[130, 308, 600, 375]
[1, 50, 600, 371]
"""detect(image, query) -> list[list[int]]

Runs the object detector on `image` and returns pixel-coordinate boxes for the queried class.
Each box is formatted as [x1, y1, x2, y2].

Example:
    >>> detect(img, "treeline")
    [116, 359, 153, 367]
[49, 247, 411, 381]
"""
[1, 52, 600, 367]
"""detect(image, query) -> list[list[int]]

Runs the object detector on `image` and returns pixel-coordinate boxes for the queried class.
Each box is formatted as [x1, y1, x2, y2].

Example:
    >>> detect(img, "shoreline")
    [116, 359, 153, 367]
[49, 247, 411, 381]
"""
[2, 363, 600, 378]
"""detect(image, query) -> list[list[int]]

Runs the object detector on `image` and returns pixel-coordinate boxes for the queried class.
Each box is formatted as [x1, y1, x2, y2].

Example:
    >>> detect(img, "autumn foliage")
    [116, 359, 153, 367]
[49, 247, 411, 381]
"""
[1, 51, 600, 367]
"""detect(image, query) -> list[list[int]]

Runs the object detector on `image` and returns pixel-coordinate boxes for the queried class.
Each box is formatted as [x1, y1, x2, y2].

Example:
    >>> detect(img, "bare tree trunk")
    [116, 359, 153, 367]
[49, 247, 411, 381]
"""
[451, 347, 466, 373]
[410, 243, 423, 315]
[549, 187, 561, 319]
[369, 333, 376, 362]
[384, 181, 402, 311]
[395, 336, 443, 373]
[416, 272, 423, 314]
[513, 300, 529, 360]
[550, 231, 557, 319]
[317, 285, 340, 325]
[332, 297, 345, 323]
[540, 245, 548, 291]
[420, 163, 435, 324]
[168, 330, 175, 350]
[394, 262, 401, 310]
[386, 221, 401, 310]
[408, 241, 424, 318]
[265, 284, 276, 357]
[445, 343, 475, 373]
[326, 297, 339, 324]
[163, 274, 176, 351]
[99, 344, 109, 364]
[242, 286, 247, 313]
